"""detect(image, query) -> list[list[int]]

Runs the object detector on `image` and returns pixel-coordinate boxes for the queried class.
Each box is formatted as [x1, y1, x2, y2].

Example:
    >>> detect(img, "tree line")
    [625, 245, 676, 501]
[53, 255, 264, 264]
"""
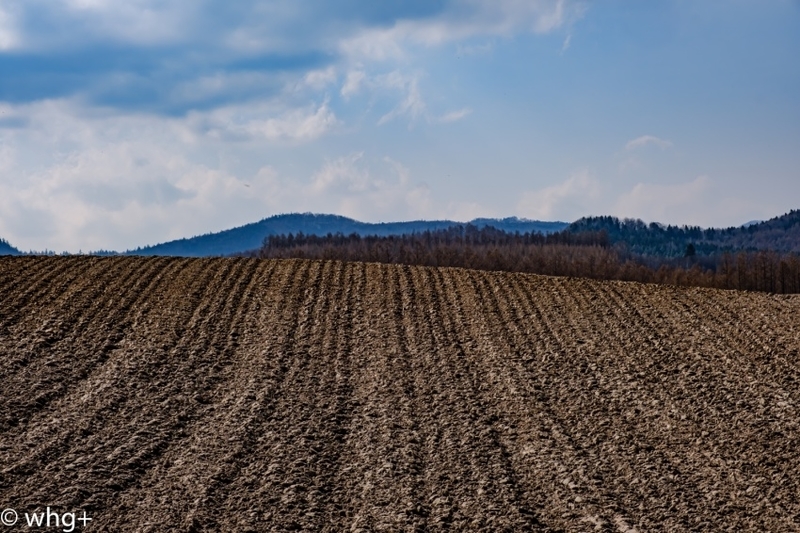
[569, 210, 800, 256]
[250, 224, 800, 294]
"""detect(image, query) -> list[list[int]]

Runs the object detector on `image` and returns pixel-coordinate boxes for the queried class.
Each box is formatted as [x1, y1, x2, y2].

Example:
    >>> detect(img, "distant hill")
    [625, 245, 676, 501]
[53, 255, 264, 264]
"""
[0, 238, 21, 256]
[470, 217, 568, 235]
[126, 213, 568, 257]
[568, 210, 800, 257]
[741, 220, 763, 228]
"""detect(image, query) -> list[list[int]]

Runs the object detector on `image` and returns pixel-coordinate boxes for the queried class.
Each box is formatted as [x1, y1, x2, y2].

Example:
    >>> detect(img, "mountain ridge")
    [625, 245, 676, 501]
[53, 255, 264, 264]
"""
[567, 209, 800, 257]
[5, 210, 798, 258]
[125, 213, 568, 257]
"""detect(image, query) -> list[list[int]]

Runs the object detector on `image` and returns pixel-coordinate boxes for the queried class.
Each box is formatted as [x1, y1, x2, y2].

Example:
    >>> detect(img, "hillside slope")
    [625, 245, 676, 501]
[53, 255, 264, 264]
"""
[0, 257, 798, 531]
[0, 238, 20, 255]
[126, 213, 567, 257]
[569, 209, 800, 256]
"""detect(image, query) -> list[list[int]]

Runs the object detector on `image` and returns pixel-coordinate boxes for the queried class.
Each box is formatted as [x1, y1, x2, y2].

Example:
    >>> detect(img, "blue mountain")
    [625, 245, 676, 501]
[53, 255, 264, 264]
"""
[0, 238, 21, 256]
[126, 213, 568, 257]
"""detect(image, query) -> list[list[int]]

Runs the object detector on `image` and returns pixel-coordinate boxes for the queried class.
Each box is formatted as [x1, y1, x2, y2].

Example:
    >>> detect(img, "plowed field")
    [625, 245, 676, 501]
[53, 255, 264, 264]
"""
[1, 256, 799, 532]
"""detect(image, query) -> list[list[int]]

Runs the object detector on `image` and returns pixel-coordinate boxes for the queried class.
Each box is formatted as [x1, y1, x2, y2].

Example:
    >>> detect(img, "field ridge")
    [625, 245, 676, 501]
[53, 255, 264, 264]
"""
[1, 256, 798, 531]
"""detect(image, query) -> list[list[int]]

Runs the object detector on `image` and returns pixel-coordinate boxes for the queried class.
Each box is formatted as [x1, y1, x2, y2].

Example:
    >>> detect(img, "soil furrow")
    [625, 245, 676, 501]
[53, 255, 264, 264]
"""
[587, 281, 800, 529]
[109, 259, 321, 532]
[0, 254, 175, 443]
[0, 257, 175, 432]
[75, 258, 270, 530]
[506, 275, 719, 530]
[429, 267, 550, 532]
[0, 255, 100, 334]
[462, 270, 633, 531]
[4, 262, 200, 470]
[510, 274, 799, 530]
[215, 260, 361, 532]
[386, 265, 540, 531]
[216, 259, 344, 532]
[498, 272, 684, 529]
[0, 258, 249, 511]
[1, 257, 800, 531]
[0, 257, 55, 305]
[324, 261, 429, 532]
[92, 261, 285, 531]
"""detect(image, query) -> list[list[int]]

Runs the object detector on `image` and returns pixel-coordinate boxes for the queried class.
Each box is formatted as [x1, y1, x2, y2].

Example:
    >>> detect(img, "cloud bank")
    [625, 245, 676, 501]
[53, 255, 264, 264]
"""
[0, 0, 579, 112]
[2, 1, 795, 251]
[0, 0, 583, 251]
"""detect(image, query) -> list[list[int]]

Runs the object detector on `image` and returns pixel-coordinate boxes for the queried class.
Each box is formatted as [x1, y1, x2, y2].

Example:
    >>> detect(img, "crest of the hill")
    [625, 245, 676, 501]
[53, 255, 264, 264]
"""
[125, 213, 567, 257]
[569, 209, 800, 257]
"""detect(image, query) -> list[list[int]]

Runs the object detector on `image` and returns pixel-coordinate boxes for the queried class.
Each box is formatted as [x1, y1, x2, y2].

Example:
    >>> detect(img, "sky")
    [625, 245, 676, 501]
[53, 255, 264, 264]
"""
[0, 0, 798, 252]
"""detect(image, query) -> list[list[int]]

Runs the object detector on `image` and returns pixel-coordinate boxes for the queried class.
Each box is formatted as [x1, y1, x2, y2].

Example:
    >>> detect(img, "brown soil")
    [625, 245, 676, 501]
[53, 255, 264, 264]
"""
[1, 256, 799, 532]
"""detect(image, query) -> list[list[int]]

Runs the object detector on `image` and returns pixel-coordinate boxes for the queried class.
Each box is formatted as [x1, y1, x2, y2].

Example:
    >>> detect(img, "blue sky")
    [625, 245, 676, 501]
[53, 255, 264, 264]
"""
[0, 0, 798, 252]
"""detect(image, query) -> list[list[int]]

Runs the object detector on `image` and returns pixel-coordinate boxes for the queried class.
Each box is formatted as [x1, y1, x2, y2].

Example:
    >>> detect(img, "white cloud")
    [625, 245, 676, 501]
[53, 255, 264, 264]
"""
[13, 0, 582, 57]
[0, 0, 603, 251]
[0, 94, 505, 252]
[308, 152, 369, 194]
[188, 100, 338, 142]
[339, 0, 584, 61]
[367, 71, 470, 126]
[442, 201, 496, 222]
[516, 170, 600, 220]
[625, 135, 673, 150]
[3, 1, 585, 118]
[300, 66, 337, 91]
[0, 5, 20, 50]
[0, 143, 221, 252]
[0, 142, 15, 173]
[0, 144, 281, 253]
[612, 175, 772, 228]
[561, 32, 572, 52]
[433, 108, 472, 124]
[56, 0, 195, 47]
[336, 1, 583, 126]
[340, 26, 410, 62]
[267, 153, 491, 224]
[304, 153, 433, 221]
[612, 175, 712, 225]
[530, 0, 569, 33]
[0, 97, 483, 251]
[0, 98, 341, 251]
[246, 102, 337, 142]
[341, 69, 367, 98]
[377, 76, 426, 125]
